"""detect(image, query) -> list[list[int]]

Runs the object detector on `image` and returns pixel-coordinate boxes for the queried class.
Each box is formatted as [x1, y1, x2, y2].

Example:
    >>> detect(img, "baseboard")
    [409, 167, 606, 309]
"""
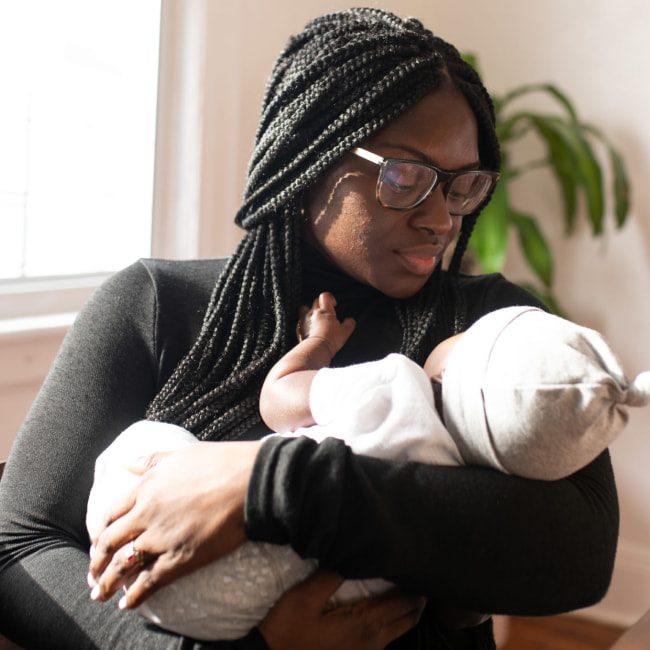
[577, 538, 650, 628]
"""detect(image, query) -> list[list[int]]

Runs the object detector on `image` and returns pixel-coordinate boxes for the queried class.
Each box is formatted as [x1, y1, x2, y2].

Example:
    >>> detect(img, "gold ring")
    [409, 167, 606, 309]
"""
[125, 540, 144, 567]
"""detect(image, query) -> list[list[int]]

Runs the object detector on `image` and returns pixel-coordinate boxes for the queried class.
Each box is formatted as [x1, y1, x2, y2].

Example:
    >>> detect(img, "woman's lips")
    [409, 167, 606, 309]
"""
[395, 245, 444, 276]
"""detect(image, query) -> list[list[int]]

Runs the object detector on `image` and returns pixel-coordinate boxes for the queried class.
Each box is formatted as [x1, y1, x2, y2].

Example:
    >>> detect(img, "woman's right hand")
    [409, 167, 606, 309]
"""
[88, 440, 262, 608]
[259, 571, 426, 650]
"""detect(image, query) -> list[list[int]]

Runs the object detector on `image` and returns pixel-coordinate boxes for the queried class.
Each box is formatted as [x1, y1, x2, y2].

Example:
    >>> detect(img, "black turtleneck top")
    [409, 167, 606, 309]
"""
[0, 253, 618, 649]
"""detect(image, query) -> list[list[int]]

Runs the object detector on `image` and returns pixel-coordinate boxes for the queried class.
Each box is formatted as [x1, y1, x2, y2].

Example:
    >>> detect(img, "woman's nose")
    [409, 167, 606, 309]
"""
[409, 186, 453, 236]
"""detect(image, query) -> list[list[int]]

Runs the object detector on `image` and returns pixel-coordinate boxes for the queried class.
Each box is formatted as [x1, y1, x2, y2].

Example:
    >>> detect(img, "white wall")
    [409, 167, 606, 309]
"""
[3, 0, 649, 629]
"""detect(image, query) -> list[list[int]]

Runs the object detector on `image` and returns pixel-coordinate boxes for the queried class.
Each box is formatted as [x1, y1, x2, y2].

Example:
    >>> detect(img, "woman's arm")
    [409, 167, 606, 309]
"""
[246, 435, 618, 615]
[0, 261, 268, 649]
[0, 265, 420, 650]
[247, 275, 619, 616]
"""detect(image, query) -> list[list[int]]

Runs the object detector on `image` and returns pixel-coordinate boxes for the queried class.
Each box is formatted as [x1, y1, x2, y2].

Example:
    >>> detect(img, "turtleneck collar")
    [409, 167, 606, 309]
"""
[299, 240, 404, 365]
[300, 240, 390, 321]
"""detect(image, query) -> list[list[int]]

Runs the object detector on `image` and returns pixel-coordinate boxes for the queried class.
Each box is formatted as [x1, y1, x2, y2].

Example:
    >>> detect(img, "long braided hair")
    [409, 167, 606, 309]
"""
[145, 8, 501, 440]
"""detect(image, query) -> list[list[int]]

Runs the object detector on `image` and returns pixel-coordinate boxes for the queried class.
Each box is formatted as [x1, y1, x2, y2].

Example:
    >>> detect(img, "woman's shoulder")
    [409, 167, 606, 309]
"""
[98, 256, 229, 299]
[94, 256, 228, 319]
[455, 271, 548, 325]
[137, 256, 230, 295]
[92, 257, 230, 377]
[139, 256, 230, 353]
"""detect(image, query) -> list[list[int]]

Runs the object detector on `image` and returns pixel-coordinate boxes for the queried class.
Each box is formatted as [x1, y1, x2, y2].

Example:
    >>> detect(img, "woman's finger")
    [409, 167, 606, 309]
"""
[90, 478, 139, 548]
[295, 570, 346, 608]
[90, 538, 149, 602]
[354, 589, 426, 646]
[259, 569, 425, 650]
[89, 511, 143, 582]
[117, 547, 199, 610]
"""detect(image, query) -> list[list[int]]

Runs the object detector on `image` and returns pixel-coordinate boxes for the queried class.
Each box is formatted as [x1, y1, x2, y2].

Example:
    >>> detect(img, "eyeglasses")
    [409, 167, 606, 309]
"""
[351, 147, 499, 216]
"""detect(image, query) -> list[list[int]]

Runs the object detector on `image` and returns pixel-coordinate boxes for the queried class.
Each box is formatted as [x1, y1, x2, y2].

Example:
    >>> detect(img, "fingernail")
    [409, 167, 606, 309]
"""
[89, 544, 95, 560]
[90, 584, 101, 601]
[118, 595, 128, 610]
[87, 572, 96, 588]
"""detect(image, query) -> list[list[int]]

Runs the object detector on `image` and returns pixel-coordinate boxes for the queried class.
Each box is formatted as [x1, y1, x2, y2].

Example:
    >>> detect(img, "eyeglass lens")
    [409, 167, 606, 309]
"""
[380, 160, 494, 215]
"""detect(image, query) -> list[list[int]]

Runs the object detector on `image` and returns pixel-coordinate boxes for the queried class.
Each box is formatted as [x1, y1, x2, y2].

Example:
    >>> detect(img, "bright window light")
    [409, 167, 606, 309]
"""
[0, 0, 161, 279]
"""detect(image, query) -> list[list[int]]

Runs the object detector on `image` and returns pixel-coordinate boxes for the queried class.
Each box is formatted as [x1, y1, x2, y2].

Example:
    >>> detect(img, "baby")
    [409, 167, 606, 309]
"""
[87, 293, 650, 640]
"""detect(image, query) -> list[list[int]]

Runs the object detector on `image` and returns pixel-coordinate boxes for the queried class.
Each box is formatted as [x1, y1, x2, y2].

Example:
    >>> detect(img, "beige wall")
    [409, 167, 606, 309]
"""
[3, 0, 649, 627]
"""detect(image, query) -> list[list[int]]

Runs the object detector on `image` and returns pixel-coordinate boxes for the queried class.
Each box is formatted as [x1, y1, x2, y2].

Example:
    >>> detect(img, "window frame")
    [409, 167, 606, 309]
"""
[0, 0, 235, 331]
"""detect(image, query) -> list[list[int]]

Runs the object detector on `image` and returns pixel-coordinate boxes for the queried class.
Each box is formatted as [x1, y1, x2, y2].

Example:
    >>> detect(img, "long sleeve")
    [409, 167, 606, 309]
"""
[246, 436, 617, 616]
[246, 273, 619, 617]
[0, 260, 269, 650]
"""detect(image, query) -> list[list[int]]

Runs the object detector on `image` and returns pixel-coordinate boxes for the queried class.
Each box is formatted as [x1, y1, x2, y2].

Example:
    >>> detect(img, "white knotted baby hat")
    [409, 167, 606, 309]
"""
[442, 306, 650, 480]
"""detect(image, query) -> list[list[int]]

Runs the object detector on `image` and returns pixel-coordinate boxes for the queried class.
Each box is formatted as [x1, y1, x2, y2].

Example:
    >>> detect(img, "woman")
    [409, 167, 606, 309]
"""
[0, 8, 618, 649]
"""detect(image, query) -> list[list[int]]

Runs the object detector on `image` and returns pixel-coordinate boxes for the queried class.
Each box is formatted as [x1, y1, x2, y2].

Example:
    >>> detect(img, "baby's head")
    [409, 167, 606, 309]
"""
[423, 332, 464, 384]
[426, 306, 650, 480]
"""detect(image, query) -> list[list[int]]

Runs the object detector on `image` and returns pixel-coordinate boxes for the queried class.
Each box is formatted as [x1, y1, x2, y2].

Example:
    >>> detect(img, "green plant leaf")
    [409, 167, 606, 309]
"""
[495, 111, 537, 143]
[499, 83, 579, 121]
[527, 115, 579, 229]
[462, 52, 479, 72]
[582, 124, 631, 228]
[511, 212, 553, 287]
[552, 118, 605, 235]
[468, 182, 509, 273]
[518, 283, 568, 318]
[461, 52, 632, 321]
[610, 145, 631, 227]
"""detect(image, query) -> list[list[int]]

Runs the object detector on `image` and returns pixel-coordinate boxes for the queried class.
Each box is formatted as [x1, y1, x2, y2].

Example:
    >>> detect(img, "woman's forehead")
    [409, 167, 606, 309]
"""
[364, 86, 480, 168]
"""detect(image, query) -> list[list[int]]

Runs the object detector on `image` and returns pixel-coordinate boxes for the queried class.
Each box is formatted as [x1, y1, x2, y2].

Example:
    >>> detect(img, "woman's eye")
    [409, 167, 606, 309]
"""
[446, 189, 466, 201]
[391, 179, 415, 193]
[385, 163, 428, 191]
[385, 169, 416, 192]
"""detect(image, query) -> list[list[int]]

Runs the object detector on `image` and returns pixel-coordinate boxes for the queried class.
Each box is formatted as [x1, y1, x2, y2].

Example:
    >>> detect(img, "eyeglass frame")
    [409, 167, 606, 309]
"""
[351, 146, 500, 215]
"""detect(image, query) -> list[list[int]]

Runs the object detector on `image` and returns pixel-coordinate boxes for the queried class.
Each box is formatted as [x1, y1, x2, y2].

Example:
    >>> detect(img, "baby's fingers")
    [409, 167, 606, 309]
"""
[341, 316, 356, 338]
[318, 291, 337, 312]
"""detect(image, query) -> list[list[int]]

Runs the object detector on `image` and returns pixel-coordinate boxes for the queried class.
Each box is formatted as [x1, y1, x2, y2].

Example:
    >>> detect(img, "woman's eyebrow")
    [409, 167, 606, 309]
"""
[378, 142, 482, 170]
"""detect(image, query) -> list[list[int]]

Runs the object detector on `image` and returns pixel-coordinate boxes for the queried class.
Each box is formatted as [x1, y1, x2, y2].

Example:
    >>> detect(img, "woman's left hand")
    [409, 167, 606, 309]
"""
[88, 439, 262, 608]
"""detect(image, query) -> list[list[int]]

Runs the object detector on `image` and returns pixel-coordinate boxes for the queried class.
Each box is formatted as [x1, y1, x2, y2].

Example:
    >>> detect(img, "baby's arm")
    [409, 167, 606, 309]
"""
[260, 292, 355, 433]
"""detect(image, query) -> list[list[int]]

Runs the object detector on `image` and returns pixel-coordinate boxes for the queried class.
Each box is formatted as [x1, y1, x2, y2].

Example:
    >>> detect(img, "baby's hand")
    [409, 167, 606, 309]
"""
[297, 292, 356, 355]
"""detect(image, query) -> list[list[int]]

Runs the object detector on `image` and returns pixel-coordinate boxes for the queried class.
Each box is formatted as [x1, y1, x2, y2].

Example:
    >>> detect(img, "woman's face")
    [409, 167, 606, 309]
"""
[304, 82, 481, 299]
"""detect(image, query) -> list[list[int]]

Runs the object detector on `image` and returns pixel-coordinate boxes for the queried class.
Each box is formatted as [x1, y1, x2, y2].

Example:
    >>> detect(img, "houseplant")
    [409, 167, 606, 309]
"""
[465, 55, 631, 315]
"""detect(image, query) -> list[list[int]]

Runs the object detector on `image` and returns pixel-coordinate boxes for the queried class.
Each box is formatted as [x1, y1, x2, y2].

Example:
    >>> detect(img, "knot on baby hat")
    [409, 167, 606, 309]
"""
[625, 371, 650, 407]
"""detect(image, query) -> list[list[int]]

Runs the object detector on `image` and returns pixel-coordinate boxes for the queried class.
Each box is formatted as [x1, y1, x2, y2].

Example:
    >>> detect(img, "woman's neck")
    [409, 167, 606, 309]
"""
[300, 240, 387, 319]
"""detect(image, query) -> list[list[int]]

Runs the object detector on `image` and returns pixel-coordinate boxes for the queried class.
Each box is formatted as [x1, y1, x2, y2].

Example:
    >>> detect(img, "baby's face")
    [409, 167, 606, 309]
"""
[423, 332, 464, 382]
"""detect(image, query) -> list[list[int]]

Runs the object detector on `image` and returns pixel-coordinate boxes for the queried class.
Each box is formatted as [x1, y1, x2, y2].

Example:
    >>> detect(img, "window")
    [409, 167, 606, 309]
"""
[0, 1, 161, 282]
[0, 0, 249, 327]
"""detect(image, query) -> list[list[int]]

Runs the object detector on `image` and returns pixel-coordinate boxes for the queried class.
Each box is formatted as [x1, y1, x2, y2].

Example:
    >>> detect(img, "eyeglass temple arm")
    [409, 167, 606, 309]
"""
[351, 147, 384, 165]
